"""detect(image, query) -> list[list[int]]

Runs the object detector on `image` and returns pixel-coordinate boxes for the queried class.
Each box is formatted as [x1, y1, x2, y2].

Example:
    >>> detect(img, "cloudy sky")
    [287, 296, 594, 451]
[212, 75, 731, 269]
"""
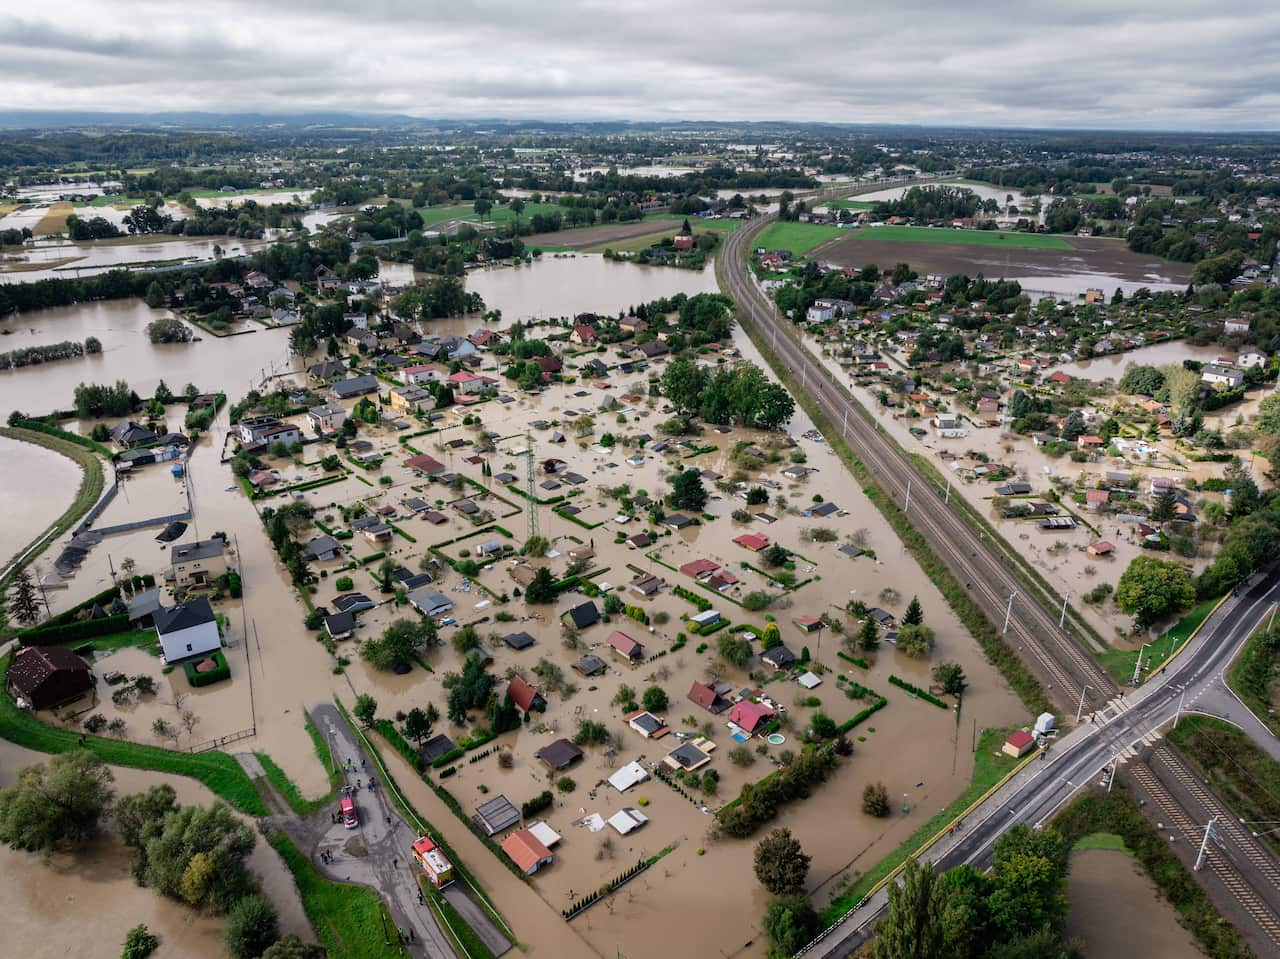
[4, 1, 1279, 130]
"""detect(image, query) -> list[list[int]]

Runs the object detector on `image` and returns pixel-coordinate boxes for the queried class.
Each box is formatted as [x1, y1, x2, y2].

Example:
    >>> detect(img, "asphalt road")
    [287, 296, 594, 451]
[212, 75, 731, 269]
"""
[714, 214, 1280, 957]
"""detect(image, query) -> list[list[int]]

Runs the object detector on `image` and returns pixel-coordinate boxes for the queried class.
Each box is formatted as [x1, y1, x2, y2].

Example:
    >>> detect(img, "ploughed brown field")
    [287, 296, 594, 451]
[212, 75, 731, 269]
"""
[525, 218, 682, 249]
[821, 233, 1193, 286]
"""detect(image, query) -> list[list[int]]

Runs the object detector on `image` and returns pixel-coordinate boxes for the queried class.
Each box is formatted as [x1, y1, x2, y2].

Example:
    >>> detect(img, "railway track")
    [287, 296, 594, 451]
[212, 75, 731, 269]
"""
[720, 216, 1116, 712]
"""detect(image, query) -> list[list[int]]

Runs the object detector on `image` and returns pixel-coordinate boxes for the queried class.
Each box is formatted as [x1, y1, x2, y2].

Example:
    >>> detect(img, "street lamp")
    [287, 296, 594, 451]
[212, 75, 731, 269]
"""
[1074, 685, 1093, 725]
[1131, 642, 1152, 686]
[1002, 592, 1018, 635]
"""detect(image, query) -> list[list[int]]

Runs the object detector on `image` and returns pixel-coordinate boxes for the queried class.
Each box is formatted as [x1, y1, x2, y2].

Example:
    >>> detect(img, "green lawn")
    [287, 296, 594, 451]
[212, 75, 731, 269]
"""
[416, 201, 563, 230]
[1226, 619, 1280, 737]
[821, 726, 1026, 923]
[827, 199, 875, 211]
[754, 221, 846, 256]
[0, 653, 264, 814]
[269, 831, 403, 959]
[1072, 831, 1132, 853]
[843, 224, 1072, 250]
[73, 630, 158, 654]
[1097, 596, 1221, 685]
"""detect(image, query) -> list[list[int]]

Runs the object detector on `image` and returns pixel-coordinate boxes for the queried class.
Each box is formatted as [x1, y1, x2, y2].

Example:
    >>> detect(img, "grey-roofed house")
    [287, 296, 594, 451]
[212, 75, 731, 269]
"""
[170, 538, 228, 588]
[153, 597, 220, 664]
[563, 601, 600, 630]
[421, 734, 456, 762]
[535, 739, 584, 770]
[302, 535, 343, 561]
[473, 795, 521, 836]
[329, 375, 380, 400]
[324, 611, 355, 640]
[572, 654, 606, 677]
[333, 593, 375, 613]
[408, 588, 453, 617]
[128, 588, 163, 626]
[503, 631, 536, 651]
[110, 420, 159, 448]
[761, 645, 796, 670]
[805, 501, 838, 517]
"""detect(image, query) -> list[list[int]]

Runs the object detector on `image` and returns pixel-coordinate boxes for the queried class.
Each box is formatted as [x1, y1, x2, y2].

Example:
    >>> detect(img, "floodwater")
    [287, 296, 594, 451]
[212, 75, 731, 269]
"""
[195, 190, 315, 209]
[465, 254, 721, 321]
[841, 181, 1039, 206]
[1066, 848, 1200, 959]
[0, 235, 271, 284]
[0, 299, 297, 417]
[1054, 340, 1227, 382]
[0, 433, 84, 564]
[0, 740, 312, 959]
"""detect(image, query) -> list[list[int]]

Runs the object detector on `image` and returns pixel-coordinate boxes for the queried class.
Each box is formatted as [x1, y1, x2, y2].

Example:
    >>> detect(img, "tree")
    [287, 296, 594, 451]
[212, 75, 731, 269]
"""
[746, 486, 769, 506]
[858, 617, 880, 651]
[7, 568, 43, 625]
[0, 751, 114, 851]
[84, 336, 103, 355]
[876, 858, 945, 959]
[223, 895, 281, 959]
[668, 468, 707, 512]
[809, 712, 837, 740]
[863, 782, 890, 817]
[932, 662, 967, 696]
[902, 596, 923, 626]
[525, 566, 558, 604]
[895, 623, 935, 659]
[403, 706, 435, 747]
[121, 924, 159, 959]
[753, 828, 810, 894]
[1150, 487, 1177, 524]
[660, 357, 710, 415]
[939, 866, 993, 959]
[1115, 555, 1195, 629]
[115, 783, 178, 852]
[718, 633, 753, 668]
[259, 935, 327, 959]
[353, 694, 378, 727]
[762, 894, 820, 958]
[760, 622, 782, 649]
[362, 617, 437, 671]
[763, 543, 789, 568]
[642, 686, 669, 713]
[143, 802, 256, 913]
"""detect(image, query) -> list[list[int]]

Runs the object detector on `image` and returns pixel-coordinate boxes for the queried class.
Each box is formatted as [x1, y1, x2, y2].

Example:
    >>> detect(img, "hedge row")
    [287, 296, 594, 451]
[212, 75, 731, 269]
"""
[837, 695, 887, 733]
[23, 584, 121, 631]
[672, 585, 712, 611]
[9, 418, 114, 459]
[888, 674, 948, 709]
[21, 613, 132, 646]
[183, 651, 231, 687]
[837, 651, 870, 669]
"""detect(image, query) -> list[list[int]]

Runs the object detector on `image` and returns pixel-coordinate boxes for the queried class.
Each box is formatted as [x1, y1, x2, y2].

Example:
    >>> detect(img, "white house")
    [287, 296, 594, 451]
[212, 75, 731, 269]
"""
[1202, 364, 1245, 388]
[153, 598, 221, 664]
[447, 370, 485, 396]
[1224, 318, 1251, 336]
[399, 363, 442, 386]
[1238, 348, 1268, 369]
[344, 313, 369, 331]
[307, 403, 347, 434]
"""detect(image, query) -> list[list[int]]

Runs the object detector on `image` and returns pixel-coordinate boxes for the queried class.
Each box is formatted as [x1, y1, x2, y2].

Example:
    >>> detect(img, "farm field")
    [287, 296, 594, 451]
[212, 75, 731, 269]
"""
[753, 221, 845, 256]
[844, 224, 1072, 250]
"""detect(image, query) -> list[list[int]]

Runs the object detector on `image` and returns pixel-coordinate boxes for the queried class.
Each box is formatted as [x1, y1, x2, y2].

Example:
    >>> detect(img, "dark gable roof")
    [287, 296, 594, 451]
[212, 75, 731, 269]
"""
[171, 538, 225, 563]
[503, 631, 536, 650]
[152, 597, 216, 635]
[566, 602, 599, 629]
[535, 738, 584, 769]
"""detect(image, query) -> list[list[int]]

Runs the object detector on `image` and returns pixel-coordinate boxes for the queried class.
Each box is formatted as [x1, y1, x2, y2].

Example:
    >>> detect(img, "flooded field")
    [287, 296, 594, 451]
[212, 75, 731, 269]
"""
[1066, 847, 1200, 959]
[821, 233, 1190, 298]
[523, 219, 683, 251]
[465, 254, 720, 321]
[0, 433, 84, 563]
[0, 299, 297, 417]
[0, 234, 270, 284]
[1054, 340, 1227, 382]
[0, 740, 312, 959]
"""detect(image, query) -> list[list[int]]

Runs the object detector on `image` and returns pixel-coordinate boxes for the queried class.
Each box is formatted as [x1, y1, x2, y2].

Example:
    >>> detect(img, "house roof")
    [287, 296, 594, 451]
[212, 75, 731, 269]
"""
[625, 710, 669, 737]
[535, 738, 583, 770]
[665, 742, 710, 770]
[565, 602, 600, 629]
[1006, 730, 1034, 749]
[679, 558, 719, 579]
[607, 808, 649, 835]
[688, 680, 722, 711]
[473, 795, 521, 836]
[733, 533, 770, 551]
[171, 538, 225, 563]
[406, 453, 446, 474]
[501, 829, 553, 873]
[503, 631, 536, 650]
[607, 761, 650, 792]
[303, 535, 341, 559]
[6, 646, 91, 698]
[324, 611, 355, 636]
[607, 630, 644, 658]
[507, 675, 542, 712]
[729, 700, 775, 733]
[152, 597, 216, 635]
[330, 375, 379, 398]
[572, 654, 606, 677]
[762, 645, 796, 668]
[128, 588, 163, 621]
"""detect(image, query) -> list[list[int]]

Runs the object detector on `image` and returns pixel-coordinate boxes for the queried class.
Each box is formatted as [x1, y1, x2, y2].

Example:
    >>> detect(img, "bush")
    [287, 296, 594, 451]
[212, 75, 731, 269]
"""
[335, 575, 354, 592]
[556, 775, 576, 793]
[183, 651, 231, 687]
[522, 790, 554, 818]
[863, 781, 890, 817]
[121, 924, 159, 959]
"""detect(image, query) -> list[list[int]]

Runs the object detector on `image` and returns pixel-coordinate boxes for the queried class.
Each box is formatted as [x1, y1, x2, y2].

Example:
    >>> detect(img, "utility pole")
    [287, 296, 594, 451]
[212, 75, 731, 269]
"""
[944, 475, 951, 505]
[1174, 689, 1186, 728]
[1131, 642, 1151, 687]
[904, 479, 912, 513]
[1195, 817, 1217, 871]
[1059, 592, 1071, 628]
[1107, 754, 1119, 793]
[1003, 591, 1017, 634]
[524, 433, 539, 542]
[1075, 684, 1093, 724]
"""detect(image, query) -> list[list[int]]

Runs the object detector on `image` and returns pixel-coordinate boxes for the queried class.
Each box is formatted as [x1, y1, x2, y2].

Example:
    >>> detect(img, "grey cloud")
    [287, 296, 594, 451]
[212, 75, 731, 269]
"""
[2, 1, 1280, 129]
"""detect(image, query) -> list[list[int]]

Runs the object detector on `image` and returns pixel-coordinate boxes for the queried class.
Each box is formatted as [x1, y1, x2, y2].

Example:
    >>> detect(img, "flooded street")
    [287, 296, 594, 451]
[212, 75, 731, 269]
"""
[0, 433, 83, 562]
[0, 740, 312, 959]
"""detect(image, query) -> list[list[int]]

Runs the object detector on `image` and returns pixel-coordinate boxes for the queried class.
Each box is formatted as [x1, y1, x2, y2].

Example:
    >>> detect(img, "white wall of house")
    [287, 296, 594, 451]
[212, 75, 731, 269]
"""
[158, 621, 221, 663]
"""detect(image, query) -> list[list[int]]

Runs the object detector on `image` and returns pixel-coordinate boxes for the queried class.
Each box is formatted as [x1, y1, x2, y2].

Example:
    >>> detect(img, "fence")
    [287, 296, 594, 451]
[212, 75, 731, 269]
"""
[74, 480, 120, 535]
[92, 509, 193, 538]
[188, 726, 256, 753]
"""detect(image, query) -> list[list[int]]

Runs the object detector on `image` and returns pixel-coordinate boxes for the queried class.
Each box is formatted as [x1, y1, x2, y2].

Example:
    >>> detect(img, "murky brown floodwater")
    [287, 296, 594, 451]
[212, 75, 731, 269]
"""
[0, 236, 272, 284]
[0, 434, 83, 563]
[0, 740, 312, 959]
[1054, 340, 1227, 382]
[1066, 848, 1200, 959]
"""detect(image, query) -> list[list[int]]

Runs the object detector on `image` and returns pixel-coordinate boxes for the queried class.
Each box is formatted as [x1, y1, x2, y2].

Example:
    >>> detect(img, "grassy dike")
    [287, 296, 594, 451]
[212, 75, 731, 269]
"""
[0, 424, 106, 594]
[716, 250, 1050, 718]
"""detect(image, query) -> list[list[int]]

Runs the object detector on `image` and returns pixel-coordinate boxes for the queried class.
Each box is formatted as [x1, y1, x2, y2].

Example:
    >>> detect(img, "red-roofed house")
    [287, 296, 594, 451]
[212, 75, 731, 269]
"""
[1049, 371, 1072, 385]
[729, 700, 775, 735]
[679, 558, 719, 580]
[607, 630, 646, 663]
[448, 370, 485, 396]
[707, 570, 739, 591]
[572, 324, 598, 346]
[1085, 489, 1110, 510]
[1087, 540, 1116, 557]
[406, 453, 446, 475]
[793, 615, 822, 633]
[733, 533, 770, 552]
[507, 675, 545, 713]
[689, 680, 729, 714]
[1003, 730, 1036, 758]
[502, 829, 554, 875]
[1077, 435, 1105, 450]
